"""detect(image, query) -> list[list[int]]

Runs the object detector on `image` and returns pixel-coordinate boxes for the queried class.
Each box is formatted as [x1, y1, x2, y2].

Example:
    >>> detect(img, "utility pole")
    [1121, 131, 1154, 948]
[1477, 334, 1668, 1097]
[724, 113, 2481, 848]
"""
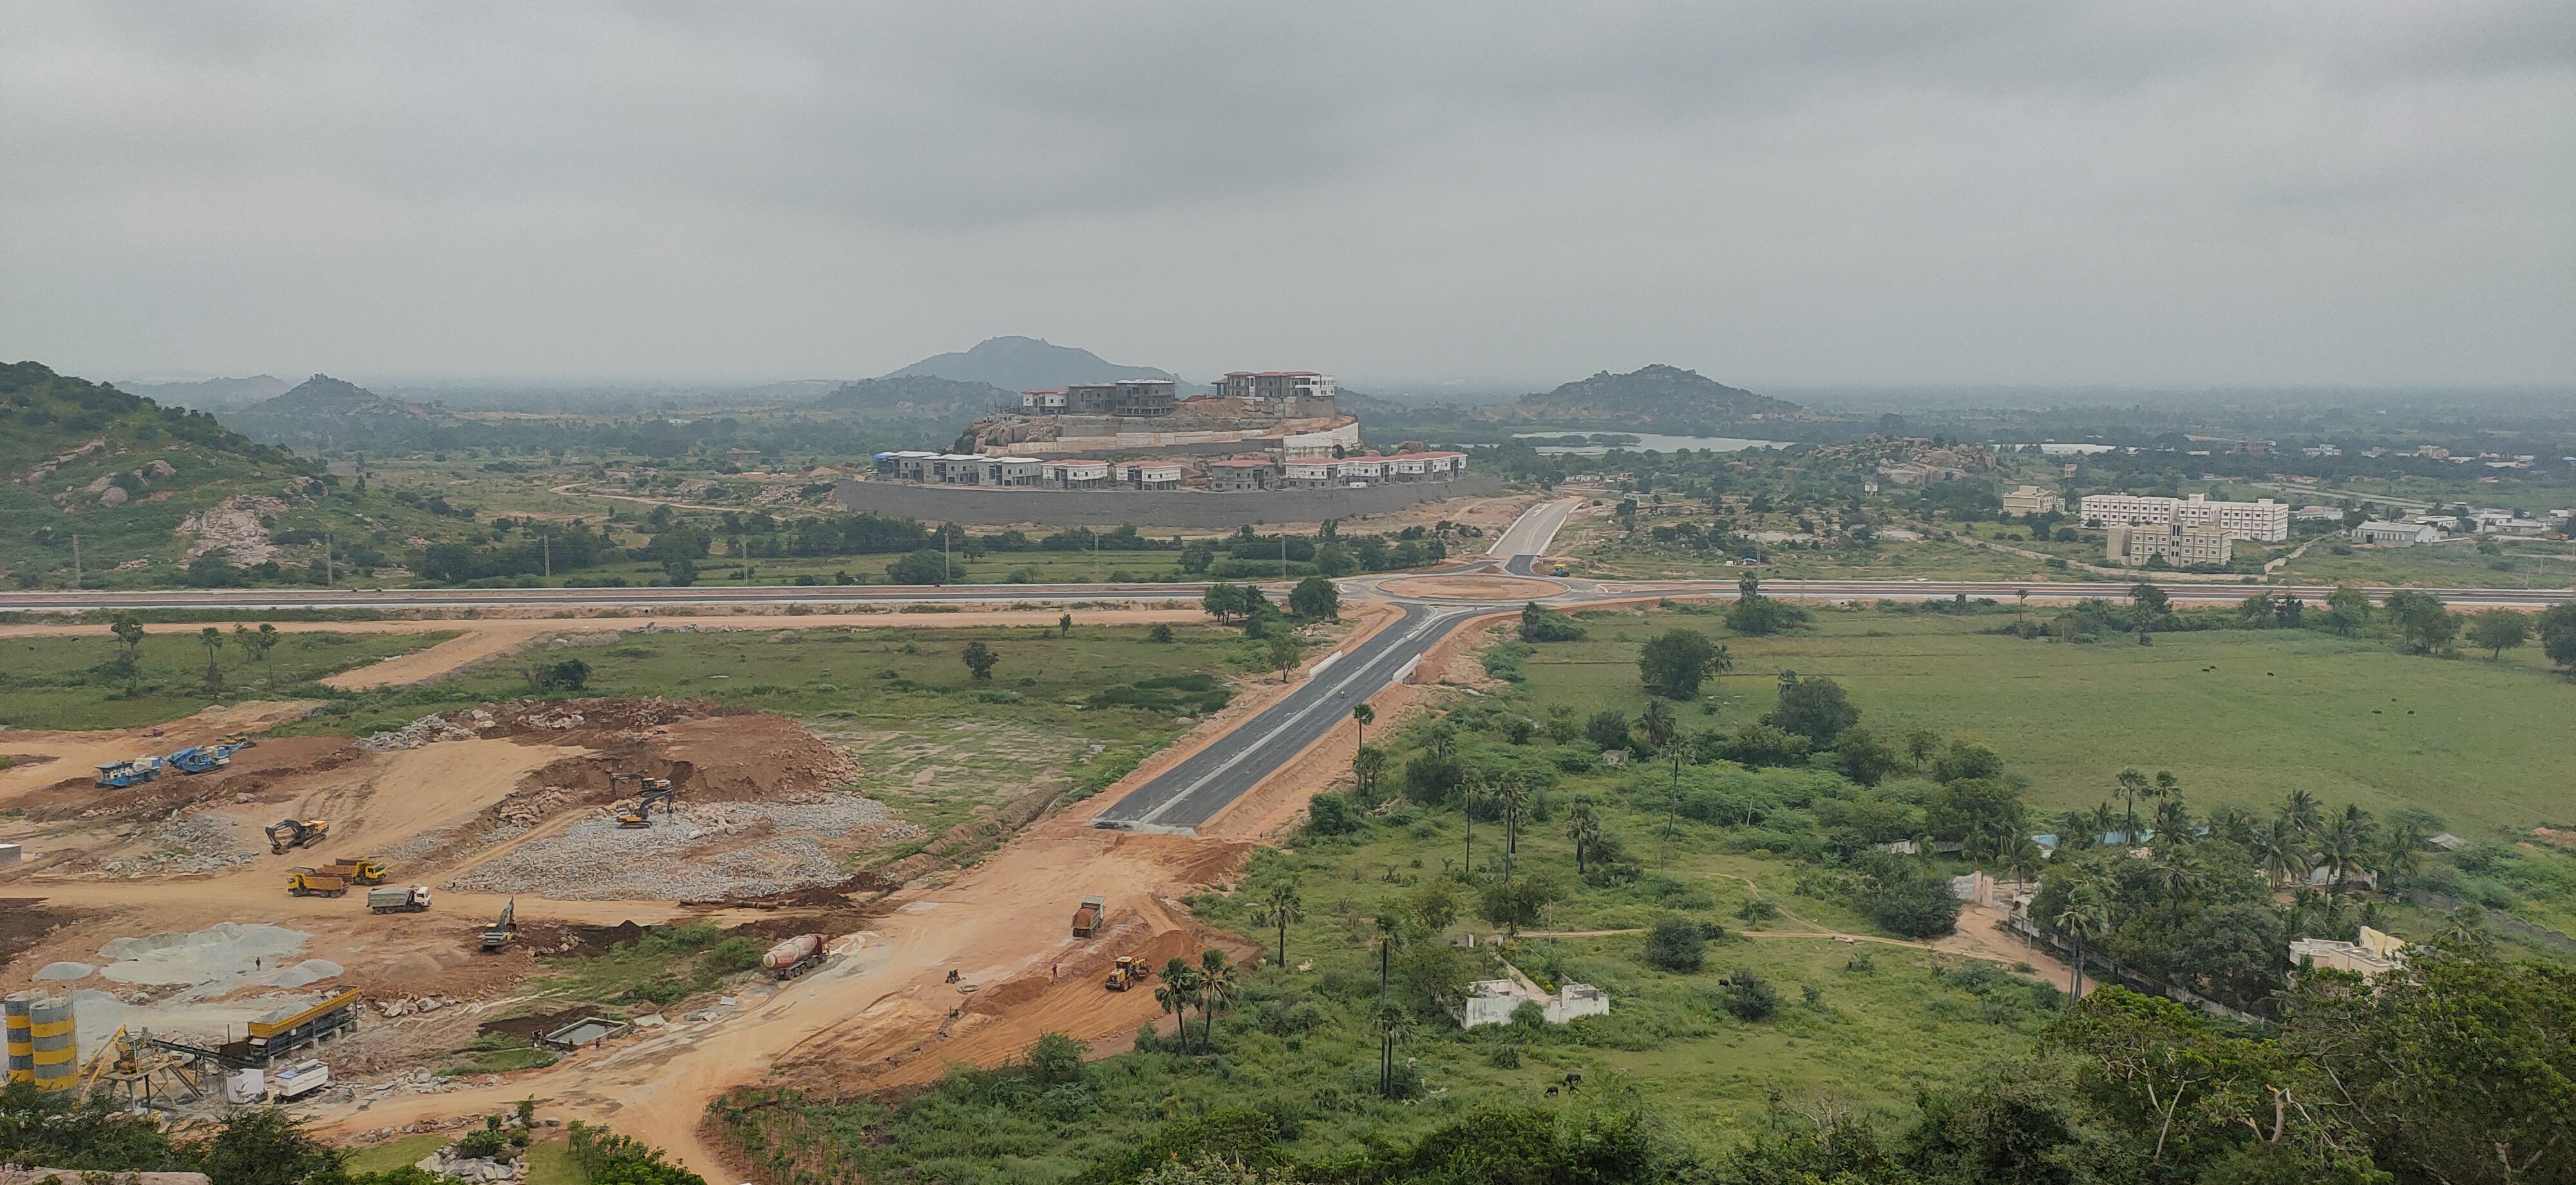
[542, 533, 551, 579]
[1282, 533, 1289, 580]
[70, 535, 80, 589]
[323, 532, 333, 587]
[1092, 530, 1100, 583]
[942, 530, 951, 585]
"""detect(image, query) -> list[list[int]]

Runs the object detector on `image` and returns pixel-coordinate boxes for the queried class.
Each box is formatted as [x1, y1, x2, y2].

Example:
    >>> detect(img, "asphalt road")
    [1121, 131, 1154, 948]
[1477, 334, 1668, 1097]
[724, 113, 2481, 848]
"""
[1088, 603, 1474, 834]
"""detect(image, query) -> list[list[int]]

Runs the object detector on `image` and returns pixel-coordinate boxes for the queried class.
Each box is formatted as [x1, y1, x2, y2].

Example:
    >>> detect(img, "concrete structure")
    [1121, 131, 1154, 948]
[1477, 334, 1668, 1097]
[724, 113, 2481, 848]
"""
[2079, 493, 2291, 542]
[2107, 522, 2233, 567]
[1280, 420, 1363, 459]
[1215, 371, 1338, 417]
[1057, 379, 1179, 417]
[1019, 388, 1068, 412]
[1338, 457, 1387, 484]
[1041, 460, 1110, 489]
[1206, 458, 1273, 491]
[2002, 485, 2064, 516]
[1113, 460, 1184, 490]
[1390, 451, 1467, 482]
[1281, 459, 1343, 489]
[2291, 927, 2406, 981]
[2294, 504, 2347, 522]
[2351, 520, 2445, 546]
[978, 457, 1046, 488]
[1459, 976, 1611, 1029]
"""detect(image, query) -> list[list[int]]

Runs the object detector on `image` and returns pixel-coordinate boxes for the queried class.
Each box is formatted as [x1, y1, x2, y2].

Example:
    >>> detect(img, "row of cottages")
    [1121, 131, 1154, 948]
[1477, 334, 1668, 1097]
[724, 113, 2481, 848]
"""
[875, 452, 1048, 487]
[1279, 452, 1470, 488]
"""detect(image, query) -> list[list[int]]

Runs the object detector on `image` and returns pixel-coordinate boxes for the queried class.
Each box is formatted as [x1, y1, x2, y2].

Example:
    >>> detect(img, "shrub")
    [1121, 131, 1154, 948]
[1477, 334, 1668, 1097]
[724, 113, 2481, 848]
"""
[1723, 972, 1780, 1021]
[1643, 915, 1707, 971]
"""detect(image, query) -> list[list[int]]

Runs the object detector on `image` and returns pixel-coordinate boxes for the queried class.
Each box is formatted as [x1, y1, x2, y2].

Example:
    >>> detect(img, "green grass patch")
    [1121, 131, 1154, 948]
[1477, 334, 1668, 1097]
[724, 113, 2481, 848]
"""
[0, 629, 454, 730]
[345, 1133, 447, 1174]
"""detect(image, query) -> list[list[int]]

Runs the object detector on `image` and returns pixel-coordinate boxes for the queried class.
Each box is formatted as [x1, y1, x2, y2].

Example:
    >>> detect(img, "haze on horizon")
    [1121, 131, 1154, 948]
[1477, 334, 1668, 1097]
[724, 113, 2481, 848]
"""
[3, 3, 2571, 393]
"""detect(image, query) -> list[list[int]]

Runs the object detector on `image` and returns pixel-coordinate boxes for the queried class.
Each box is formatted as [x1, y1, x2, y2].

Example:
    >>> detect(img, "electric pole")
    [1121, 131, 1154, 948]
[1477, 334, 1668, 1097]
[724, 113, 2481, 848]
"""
[542, 533, 551, 579]
[70, 535, 80, 589]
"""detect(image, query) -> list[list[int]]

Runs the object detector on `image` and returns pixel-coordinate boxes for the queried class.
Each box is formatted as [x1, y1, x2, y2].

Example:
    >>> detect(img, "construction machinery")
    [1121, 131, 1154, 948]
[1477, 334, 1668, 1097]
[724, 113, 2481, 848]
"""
[367, 884, 431, 914]
[164, 739, 252, 774]
[243, 987, 361, 1064]
[762, 933, 827, 980]
[611, 772, 678, 828]
[266, 818, 329, 855]
[285, 868, 349, 898]
[94, 757, 163, 789]
[1071, 895, 1106, 938]
[479, 897, 518, 952]
[80, 1026, 211, 1104]
[317, 856, 389, 885]
[1104, 955, 1148, 991]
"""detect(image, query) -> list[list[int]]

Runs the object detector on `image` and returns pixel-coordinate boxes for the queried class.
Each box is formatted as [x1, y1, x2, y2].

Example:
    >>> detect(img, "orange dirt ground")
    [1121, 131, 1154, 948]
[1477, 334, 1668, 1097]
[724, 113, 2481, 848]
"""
[1377, 574, 1564, 600]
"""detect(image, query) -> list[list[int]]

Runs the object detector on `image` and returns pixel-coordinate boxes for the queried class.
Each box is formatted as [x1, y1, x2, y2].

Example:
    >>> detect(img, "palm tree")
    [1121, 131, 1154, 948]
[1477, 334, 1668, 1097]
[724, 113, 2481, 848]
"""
[1496, 772, 1528, 882]
[2052, 881, 2112, 1001]
[1351, 746, 1387, 802]
[2320, 807, 2372, 898]
[2154, 795, 2193, 845]
[1352, 702, 1374, 749]
[2374, 819, 2426, 891]
[1155, 958, 1203, 1054]
[2050, 809, 2092, 851]
[1197, 949, 1241, 1051]
[2113, 768, 2150, 842]
[1251, 882, 1303, 969]
[198, 625, 225, 697]
[2258, 819, 2311, 889]
[1370, 998, 1413, 1099]
[2280, 790, 2322, 839]
[2001, 836, 2043, 891]
[1566, 802, 1602, 875]
[1635, 699, 1682, 866]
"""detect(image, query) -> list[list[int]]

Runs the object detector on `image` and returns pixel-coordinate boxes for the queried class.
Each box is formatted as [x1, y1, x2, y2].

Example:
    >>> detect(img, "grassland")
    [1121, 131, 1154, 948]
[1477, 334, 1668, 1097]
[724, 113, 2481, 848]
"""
[1514, 607, 2573, 837]
[0, 629, 454, 730]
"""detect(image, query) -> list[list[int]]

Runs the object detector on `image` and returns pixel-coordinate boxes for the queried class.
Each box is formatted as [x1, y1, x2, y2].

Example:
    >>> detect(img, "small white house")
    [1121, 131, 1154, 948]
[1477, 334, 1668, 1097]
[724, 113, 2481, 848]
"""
[1459, 977, 1610, 1029]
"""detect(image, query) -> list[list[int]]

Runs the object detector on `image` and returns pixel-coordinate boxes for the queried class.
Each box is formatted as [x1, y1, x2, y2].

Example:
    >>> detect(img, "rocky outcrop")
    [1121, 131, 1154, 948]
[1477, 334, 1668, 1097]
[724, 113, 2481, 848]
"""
[176, 495, 288, 565]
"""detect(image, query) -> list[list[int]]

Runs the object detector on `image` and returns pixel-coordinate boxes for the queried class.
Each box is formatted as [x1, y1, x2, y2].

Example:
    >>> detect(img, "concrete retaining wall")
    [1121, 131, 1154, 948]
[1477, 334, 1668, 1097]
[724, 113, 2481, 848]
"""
[833, 474, 1504, 527]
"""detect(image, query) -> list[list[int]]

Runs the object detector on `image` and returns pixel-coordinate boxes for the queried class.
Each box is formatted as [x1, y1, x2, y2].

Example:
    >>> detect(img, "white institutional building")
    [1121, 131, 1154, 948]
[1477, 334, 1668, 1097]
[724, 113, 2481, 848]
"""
[2079, 493, 2291, 542]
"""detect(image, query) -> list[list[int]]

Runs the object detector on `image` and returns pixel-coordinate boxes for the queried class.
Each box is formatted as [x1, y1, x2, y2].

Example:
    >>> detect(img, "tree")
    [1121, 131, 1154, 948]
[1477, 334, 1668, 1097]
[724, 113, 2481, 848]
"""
[1155, 957, 1205, 1054]
[1351, 745, 1388, 803]
[2539, 602, 2576, 676]
[1518, 602, 1585, 641]
[109, 612, 146, 662]
[1351, 701, 1374, 749]
[1200, 582, 1249, 623]
[1833, 726, 1900, 786]
[194, 1106, 348, 1185]
[2114, 767, 2152, 841]
[1766, 674, 1859, 746]
[1727, 574, 1795, 636]
[1197, 948, 1241, 1051]
[1871, 858, 1961, 938]
[2324, 582, 2372, 636]
[198, 625, 224, 697]
[2052, 880, 2112, 999]
[2385, 590, 2457, 654]
[1024, 1032, 1089, 1086]
[961, 640, 999, 681]
[1903, 726, 1942, 768]
[1288, 576, 1339, 621]
[1477, 872, 1560, 935]
[1634, 699, 1683, 863]
[1251, 881, 1302, 968]
[2129, 583, 2171, 617]
[1058, 611, 1073, 636]
[1566, 801, 1603, 874]
[233, 621, 281, 681]
[1494, 772, 1529, 880]
[1583, 708, 1631, 752]
[1637, 629, 1730, 699]
[2466, 609, 2530, 658]
[886, 549, 947, 585]
[1265, 632, 1300, 683]
[1643, 915, 1705, 971]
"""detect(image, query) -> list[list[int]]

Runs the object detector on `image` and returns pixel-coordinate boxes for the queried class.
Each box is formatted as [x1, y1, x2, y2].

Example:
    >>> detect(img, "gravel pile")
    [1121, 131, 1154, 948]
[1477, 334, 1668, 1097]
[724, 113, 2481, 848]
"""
[358, 712, 484, 752]
[443, 794, 909, 902]
[100, 811, 260, 875]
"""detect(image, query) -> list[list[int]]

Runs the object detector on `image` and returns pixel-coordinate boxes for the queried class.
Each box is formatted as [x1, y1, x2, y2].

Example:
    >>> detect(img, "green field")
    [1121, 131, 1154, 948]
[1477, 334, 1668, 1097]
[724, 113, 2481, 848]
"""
[0, 628, 454, 730]
[1511, 607, 2571, 838]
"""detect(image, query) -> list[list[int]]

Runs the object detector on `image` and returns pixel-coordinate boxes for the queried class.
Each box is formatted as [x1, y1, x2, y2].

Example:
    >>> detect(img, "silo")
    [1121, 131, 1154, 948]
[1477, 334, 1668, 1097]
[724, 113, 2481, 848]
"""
[4, 991, 33, 1084]
[28, 994, 75, 1092]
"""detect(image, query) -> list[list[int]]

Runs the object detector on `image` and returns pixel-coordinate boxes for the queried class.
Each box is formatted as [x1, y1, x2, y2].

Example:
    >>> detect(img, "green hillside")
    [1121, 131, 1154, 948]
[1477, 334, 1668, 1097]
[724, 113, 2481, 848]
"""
[218, 372, 473, 453]
[0, 362, 457, 589]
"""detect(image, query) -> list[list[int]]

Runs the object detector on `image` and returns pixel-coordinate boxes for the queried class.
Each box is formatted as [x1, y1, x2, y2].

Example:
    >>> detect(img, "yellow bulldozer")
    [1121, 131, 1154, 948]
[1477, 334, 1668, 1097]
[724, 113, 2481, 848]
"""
[285, 867, 350, 898]
[1104, 955, 1148, 992]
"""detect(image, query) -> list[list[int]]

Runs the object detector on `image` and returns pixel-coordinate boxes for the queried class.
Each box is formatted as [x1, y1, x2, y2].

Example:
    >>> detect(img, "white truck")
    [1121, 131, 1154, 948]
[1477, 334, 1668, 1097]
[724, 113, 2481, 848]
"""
[368, 884, 432, 914]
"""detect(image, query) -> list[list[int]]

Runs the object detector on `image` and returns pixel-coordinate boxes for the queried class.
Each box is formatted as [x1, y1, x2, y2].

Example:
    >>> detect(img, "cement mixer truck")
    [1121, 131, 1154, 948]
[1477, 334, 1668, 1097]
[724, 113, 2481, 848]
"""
[762, 933, 827, 981]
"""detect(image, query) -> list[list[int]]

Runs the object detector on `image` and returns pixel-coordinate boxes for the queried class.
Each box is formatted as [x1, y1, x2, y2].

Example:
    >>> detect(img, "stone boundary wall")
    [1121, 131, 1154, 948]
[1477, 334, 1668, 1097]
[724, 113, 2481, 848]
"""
[833, 474, 1505, 527]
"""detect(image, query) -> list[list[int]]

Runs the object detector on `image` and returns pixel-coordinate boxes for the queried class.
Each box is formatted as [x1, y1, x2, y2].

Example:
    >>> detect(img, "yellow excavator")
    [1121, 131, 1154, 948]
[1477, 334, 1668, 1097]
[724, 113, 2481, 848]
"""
[266, 818, 329, 855]
[612, 772, 677, 828]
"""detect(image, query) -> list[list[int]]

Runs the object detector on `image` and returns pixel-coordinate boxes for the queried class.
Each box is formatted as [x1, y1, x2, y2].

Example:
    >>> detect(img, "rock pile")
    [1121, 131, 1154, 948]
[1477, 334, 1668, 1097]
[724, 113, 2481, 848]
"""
[176, 495, 289, 565]
[445, 793, 909, 902]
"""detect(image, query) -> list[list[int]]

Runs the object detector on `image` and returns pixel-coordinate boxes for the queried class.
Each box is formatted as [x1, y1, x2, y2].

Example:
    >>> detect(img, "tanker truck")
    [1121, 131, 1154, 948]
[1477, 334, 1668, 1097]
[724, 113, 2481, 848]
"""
[763, 933, 827, 981]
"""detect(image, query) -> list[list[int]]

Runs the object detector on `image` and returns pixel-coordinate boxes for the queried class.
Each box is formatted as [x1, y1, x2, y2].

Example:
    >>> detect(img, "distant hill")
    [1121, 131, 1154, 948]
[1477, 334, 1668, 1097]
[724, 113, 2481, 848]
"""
[816, 374, 1016, 420]
[887, 336, 1177, 392]
[117, 374, 291, 408]
[1514, 365, 1805, 430]
[220, 374, 464, 452]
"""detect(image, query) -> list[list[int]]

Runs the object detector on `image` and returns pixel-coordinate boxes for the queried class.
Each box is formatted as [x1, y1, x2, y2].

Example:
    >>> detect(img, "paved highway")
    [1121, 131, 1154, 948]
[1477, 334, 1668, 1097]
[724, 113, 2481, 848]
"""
[1088, 603, 1475, 833]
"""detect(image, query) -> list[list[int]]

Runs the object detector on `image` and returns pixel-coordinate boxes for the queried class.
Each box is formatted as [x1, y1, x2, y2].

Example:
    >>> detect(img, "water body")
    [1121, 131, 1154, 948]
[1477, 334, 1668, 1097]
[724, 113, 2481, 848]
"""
[1512, 430, 1788, 456]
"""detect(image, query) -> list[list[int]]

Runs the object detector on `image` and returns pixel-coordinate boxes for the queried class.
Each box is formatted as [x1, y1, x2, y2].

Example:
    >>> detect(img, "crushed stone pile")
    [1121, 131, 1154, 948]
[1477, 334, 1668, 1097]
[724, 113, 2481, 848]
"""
[359, 713, 484, 752]
[95, 922, 325, 998]
[444, 793, 912, 902]
[359, 697, 724, 752]
[99, 811, 259, 875]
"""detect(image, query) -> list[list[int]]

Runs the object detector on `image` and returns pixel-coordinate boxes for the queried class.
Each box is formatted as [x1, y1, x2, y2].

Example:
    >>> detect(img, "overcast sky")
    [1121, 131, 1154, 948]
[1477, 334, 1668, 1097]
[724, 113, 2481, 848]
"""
[4, 2, 2571, 391]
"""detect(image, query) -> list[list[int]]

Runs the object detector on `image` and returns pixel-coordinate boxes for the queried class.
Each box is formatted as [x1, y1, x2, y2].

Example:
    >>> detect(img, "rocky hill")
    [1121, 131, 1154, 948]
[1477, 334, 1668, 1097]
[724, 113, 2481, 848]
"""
[218, 374, 468, 453]
[887, 336, 1177, 392]
[1513, 365, 1806, 431]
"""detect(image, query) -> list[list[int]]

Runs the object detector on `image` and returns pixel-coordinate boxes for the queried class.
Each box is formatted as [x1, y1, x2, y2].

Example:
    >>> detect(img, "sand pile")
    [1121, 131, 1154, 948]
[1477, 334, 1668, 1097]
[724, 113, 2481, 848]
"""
[91, 922, 341, 997]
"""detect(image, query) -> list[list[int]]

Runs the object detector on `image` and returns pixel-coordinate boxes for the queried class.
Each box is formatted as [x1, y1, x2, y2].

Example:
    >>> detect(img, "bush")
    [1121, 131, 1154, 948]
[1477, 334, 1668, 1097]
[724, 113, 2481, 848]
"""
[1519, 602, 1586, 642]
[1643, 915, 1706, 971]
[1871, 860, 1962, 939]
[1584, 709, 1631, 752]
[454, 1127, 510, 1160]
[1303, 793, 1366, 837]
[1723, 972, 1780, 1021]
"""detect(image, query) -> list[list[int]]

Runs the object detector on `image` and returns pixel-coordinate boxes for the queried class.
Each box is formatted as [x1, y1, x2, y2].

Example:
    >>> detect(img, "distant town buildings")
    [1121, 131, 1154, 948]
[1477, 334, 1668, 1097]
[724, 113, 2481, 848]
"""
[2293, 504, 2346, 522]
[1113, 460, 1184, 490]
[2106, 522, 2233, 567]
[871, 446, 1464, 493]
[2079, 493, 2291, 542]
[2001, 485, 2064, 516]
[2291, 927, 2407, 981]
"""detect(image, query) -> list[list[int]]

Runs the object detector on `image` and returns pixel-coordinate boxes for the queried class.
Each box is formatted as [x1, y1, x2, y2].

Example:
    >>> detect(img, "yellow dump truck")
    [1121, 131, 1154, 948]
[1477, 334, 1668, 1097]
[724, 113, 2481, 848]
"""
[318, 857, 388, 886]
[285, 868, 349, 898]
